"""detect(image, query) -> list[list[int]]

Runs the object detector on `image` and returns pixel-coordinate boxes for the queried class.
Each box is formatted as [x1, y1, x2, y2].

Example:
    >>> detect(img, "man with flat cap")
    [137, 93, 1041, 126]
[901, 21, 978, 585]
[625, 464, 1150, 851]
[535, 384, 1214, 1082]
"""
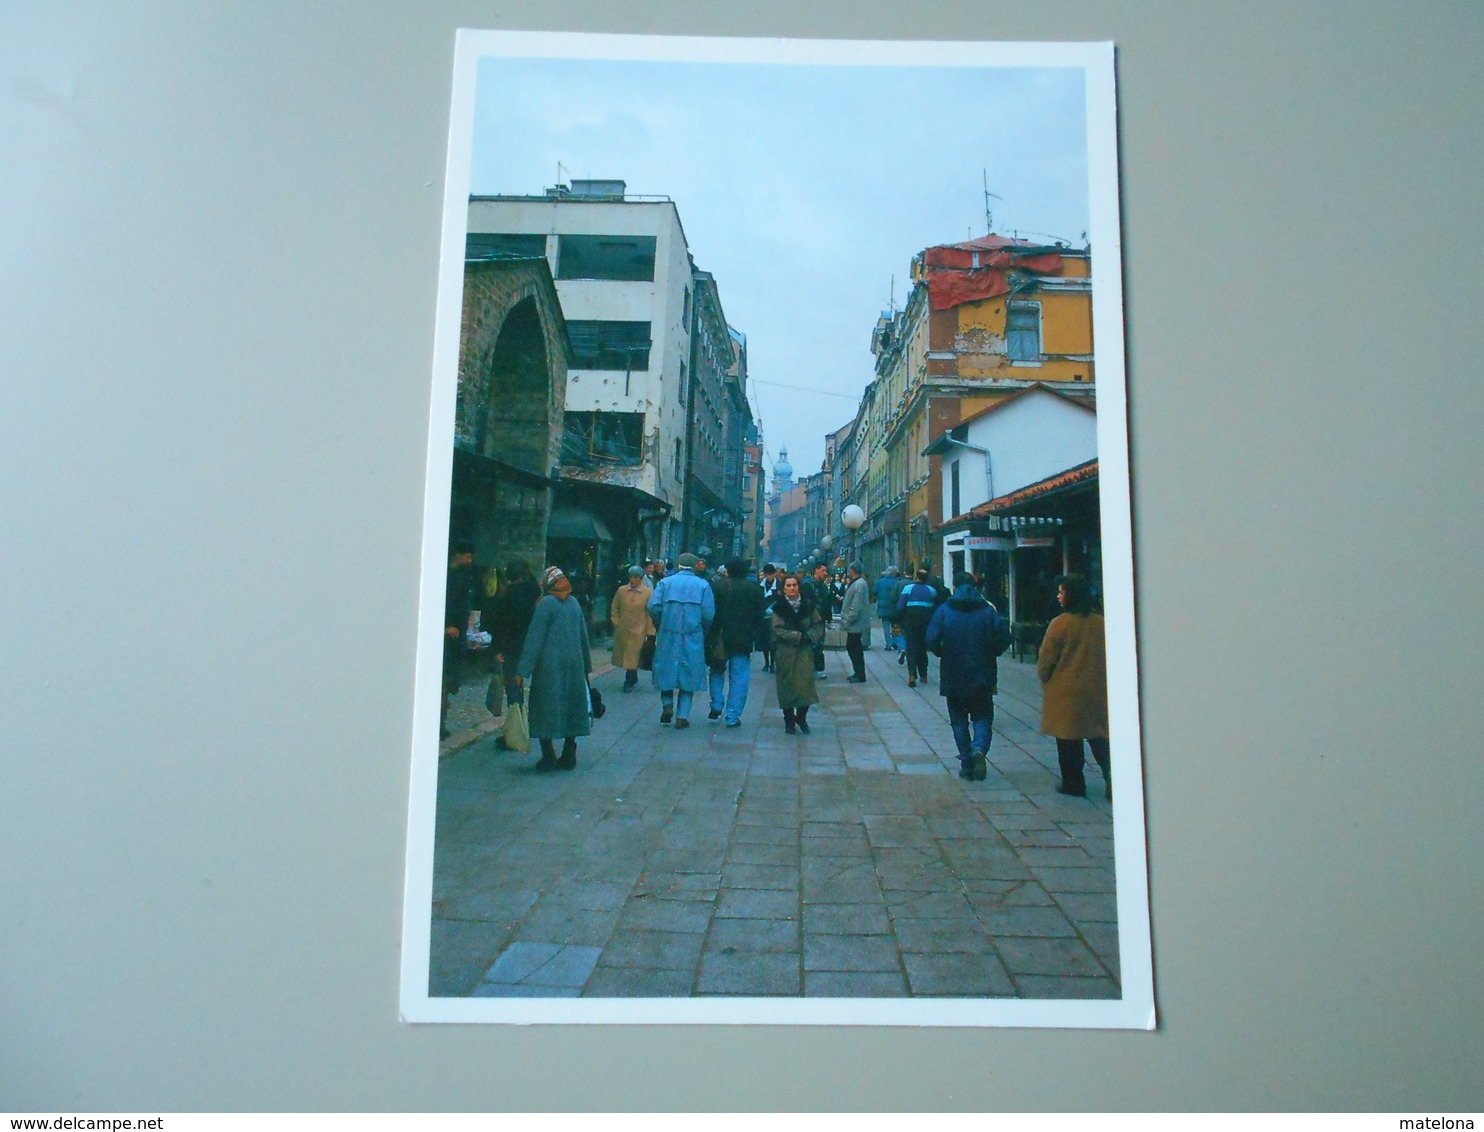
[646, 552, 715, 729]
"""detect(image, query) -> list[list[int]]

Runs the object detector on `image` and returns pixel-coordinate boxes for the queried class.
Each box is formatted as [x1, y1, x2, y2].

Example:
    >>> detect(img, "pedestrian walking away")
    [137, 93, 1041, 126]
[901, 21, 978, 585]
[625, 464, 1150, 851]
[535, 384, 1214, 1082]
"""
[874, 566, 905, 652]
[769, 574, 823, 734]
[707, 557, 767, 726]
[609, 566, 655, 692]
[646, 552, 715, 729]
[840, 561, 872, 683]
[514, 565, 594, 772]
[1037, 573, 1112, 800]
[927, 571, 1012, 780]
[895, 567, 941, 688]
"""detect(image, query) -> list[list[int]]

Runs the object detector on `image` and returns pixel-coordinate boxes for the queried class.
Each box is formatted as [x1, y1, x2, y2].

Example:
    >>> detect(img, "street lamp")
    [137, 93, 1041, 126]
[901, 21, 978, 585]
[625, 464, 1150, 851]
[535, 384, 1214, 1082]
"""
[841, 504, 866, 567]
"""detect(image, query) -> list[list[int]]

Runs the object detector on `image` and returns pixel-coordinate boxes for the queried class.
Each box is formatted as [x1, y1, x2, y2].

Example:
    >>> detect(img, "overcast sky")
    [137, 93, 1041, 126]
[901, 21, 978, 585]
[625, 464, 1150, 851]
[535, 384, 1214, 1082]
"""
[471, 54, 1091, 483]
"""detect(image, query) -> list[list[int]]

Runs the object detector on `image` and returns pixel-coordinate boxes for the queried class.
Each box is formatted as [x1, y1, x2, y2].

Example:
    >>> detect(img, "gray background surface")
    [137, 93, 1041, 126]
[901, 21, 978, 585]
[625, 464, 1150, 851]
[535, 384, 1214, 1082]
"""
[2, 0, 1480, 1112]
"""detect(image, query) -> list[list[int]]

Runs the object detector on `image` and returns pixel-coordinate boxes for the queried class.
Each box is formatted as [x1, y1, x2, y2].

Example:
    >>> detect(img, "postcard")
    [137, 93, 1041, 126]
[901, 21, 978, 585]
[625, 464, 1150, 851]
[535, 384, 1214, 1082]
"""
[401, 30, 1151, 1027]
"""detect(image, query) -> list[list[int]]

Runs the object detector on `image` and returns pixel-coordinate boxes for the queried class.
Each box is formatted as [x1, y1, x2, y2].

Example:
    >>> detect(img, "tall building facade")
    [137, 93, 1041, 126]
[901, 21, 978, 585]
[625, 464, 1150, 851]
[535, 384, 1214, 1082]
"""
[683, 273, 755, 560]
[858, 234, 1095, 577]
[468, 180, 698, 578]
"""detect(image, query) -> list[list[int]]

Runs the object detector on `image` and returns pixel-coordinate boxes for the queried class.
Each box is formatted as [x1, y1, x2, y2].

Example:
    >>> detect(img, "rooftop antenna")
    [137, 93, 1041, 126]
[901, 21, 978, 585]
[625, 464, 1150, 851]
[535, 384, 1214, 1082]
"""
[889, 274, 895, 312]
[557, 161, 569, 186]
[982, 169, 1003, 235]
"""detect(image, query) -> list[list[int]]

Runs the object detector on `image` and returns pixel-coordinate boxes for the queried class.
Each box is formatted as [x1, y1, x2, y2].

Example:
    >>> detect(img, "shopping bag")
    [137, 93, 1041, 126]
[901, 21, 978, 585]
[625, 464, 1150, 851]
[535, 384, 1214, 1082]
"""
[501, 703, 530, 752]
[484, 660, 505, 716]
[588, 684, 605, 721]
[638, 635, 656, 671]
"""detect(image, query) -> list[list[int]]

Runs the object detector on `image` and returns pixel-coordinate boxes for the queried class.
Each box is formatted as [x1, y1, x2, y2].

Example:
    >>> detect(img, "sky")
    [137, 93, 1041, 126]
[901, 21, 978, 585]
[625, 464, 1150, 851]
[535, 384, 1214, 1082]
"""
[471, 53, 1091, 484]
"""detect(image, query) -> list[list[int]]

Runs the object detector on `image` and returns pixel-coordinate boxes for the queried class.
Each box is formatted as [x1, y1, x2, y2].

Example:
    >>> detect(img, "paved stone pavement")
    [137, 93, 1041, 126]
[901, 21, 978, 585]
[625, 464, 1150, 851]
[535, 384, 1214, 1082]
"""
[429, 641, 1119, 999]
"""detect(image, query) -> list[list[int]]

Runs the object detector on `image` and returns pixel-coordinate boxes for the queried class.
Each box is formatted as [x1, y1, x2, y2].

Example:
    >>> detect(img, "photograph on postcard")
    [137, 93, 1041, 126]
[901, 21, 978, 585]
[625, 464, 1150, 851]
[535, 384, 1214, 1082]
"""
[401, 32, 1150, 1026]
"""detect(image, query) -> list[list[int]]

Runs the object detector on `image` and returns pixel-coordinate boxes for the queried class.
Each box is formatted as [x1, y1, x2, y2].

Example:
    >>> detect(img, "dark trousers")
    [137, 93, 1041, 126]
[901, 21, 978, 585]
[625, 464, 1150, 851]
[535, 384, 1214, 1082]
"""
[812, 626, 827, 673]
[902, 620, 930, 681]
[845, 632, 866, 679]
[1056, 738, 1111, 794]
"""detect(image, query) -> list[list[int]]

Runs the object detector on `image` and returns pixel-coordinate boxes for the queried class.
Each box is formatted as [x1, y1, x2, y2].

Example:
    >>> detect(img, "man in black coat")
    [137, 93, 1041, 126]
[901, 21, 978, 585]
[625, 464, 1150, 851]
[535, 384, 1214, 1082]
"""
[802, 562, 833, 678]
[488, 559, 541, 744]
[706, 558, 767, 727]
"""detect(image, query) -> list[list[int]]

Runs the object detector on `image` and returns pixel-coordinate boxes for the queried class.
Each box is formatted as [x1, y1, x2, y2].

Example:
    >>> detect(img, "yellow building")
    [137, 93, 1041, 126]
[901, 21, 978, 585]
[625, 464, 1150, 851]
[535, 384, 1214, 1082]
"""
[858, 235, 1094, 576]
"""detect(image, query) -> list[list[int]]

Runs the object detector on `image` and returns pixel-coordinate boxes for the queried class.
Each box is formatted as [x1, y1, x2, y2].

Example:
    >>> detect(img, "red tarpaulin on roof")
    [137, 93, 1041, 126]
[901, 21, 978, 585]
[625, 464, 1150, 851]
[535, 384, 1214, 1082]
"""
[923, 239, 1064, 311]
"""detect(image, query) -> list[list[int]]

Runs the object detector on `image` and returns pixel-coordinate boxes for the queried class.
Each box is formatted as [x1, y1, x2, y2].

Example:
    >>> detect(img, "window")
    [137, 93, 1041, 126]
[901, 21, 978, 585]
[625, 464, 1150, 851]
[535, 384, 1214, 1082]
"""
[556, 235, 657, 281]
[674, 438, 683, 479]
[465, 232, 547, 259]
[560, 411, 644, 466]
[678, 361, 687, 405]
[1007, 301, 1041, 363]
[683, 287, 691, 325]
[566, 321, 651, 371]
[950, 458, 961, 517]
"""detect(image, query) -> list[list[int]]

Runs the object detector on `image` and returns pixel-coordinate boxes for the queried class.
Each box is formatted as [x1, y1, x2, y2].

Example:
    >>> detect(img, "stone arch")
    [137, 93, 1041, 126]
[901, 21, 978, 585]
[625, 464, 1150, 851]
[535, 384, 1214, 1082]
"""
[477, 296, 551, 474]
[455, 262, 568, 479]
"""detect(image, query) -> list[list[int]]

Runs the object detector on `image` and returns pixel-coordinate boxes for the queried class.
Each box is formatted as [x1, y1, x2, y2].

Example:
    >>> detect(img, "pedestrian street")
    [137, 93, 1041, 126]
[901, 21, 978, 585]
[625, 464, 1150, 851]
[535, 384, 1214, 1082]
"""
[429, 643, 1120, 999]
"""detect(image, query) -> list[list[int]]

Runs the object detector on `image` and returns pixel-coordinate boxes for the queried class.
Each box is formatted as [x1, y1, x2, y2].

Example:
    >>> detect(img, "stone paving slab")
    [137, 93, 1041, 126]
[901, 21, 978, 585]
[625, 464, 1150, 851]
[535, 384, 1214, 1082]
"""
[429, 646, 1123, 1000]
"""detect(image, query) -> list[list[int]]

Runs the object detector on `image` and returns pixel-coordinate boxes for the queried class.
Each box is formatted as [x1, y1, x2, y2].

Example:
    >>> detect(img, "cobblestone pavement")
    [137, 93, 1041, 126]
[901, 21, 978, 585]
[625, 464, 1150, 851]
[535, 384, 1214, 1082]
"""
[429, 641, 1119, 999]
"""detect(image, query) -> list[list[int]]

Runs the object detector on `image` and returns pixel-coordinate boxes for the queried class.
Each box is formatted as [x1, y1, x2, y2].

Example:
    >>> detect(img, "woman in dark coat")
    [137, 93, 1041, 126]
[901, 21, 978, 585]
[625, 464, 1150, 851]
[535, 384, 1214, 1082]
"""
[490, 560, 541, 712]
[1037, 573, 1111, 799]
[515, 565, 593, 772]
[770, 574, 823, 734]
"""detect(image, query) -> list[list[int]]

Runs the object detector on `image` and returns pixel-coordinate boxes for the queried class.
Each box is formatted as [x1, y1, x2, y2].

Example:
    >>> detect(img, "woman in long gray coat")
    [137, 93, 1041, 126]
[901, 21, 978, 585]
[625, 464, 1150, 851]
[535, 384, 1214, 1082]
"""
[770, 574, 823, 735]
[515, 565, 593, 772]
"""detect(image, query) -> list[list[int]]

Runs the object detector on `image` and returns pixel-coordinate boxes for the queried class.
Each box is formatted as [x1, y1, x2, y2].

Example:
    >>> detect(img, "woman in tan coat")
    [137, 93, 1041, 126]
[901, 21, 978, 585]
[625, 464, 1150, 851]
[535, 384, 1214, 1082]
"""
[609, 566, 655, 692]
[1037, 574, 1111, 799]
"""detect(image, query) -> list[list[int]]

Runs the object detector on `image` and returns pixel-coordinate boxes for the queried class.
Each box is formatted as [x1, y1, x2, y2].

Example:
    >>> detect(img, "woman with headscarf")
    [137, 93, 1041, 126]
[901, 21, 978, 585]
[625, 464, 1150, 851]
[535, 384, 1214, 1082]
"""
[1037, 573, 1111, 799]
[609, 565, 655, 693]
[769, 573, 823, 735]
[514, 565, 594, 771]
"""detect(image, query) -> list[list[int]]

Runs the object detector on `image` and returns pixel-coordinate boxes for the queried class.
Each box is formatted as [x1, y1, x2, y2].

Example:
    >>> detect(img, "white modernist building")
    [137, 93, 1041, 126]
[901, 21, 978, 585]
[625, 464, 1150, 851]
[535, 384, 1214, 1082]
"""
[468, 180, 698, 559]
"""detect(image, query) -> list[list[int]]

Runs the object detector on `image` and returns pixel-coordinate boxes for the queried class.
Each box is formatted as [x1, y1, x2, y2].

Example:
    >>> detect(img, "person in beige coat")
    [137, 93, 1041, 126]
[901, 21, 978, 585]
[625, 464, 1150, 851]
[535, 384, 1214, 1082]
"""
[1037, 573, 1112, 799]
[609, 566, 655, 692]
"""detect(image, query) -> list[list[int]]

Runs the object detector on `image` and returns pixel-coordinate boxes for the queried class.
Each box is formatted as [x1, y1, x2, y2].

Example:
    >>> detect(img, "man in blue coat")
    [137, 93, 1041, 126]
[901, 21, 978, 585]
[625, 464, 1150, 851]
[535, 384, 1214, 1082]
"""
[926, 572, 1012, 781]
[873, 566, 905, 652]
[646, 552, 715, 729]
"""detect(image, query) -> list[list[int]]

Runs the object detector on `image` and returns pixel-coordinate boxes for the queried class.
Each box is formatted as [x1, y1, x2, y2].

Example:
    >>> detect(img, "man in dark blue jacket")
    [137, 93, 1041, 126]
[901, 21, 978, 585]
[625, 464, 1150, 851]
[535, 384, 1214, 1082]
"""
[895, 568, 942, 687]
[926, 572, 1012, 781]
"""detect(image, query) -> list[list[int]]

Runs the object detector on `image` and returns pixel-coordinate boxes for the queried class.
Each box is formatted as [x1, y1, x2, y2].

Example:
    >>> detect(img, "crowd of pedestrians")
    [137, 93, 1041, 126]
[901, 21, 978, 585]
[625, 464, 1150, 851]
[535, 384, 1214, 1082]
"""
[443, 542, 1111, 801]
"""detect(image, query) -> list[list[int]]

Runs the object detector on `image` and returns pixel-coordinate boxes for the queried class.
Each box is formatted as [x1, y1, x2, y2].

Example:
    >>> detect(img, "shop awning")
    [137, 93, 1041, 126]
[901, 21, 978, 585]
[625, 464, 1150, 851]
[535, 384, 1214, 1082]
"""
[547, 506, 613, 542]
[975, 459, 1099, 520]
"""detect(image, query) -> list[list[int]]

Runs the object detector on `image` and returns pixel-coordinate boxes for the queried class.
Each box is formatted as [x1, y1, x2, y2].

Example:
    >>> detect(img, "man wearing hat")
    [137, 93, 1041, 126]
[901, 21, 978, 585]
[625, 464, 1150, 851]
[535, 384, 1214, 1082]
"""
[645, 552, 715, 729]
